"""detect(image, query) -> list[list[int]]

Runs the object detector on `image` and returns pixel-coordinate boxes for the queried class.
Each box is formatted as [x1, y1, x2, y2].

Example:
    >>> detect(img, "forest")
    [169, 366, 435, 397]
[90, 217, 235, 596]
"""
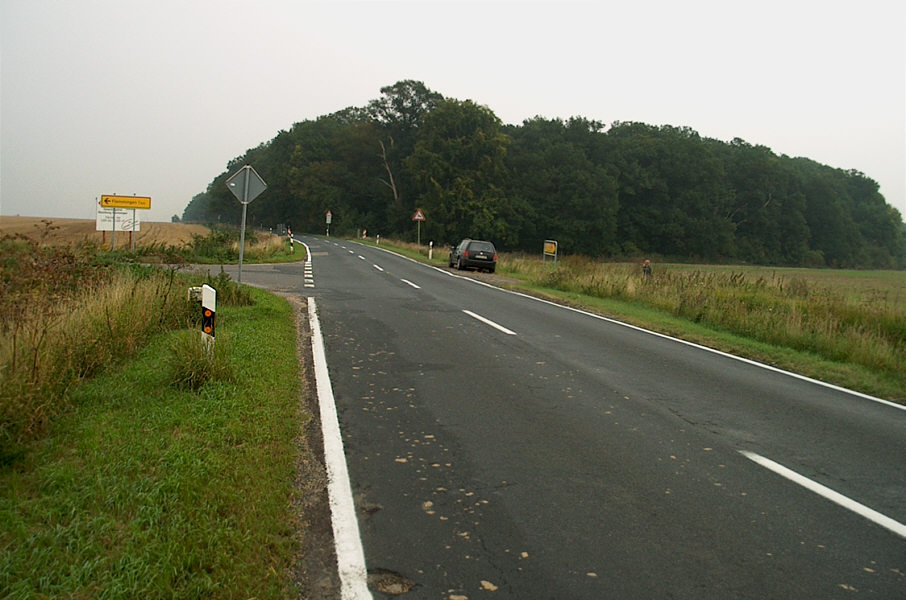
[182, 80, 906, 268]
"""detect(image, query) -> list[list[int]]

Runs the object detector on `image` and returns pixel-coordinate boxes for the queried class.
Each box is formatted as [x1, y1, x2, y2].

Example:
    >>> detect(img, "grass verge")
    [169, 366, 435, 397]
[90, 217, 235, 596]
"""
[0, 287, 306, 598]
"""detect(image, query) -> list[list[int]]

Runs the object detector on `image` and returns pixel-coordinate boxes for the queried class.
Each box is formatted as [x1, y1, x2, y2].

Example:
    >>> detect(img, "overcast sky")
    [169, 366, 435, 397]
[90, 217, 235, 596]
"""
[2, 0, 904, 224]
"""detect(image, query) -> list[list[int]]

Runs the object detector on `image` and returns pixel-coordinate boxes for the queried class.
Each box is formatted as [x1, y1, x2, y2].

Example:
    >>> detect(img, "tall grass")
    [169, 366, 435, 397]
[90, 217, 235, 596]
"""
[164, 329, 234, 391]
[184, 226, 288, 263]
[0, 238, 194, 458]
[1, 289, 305, 598]
[99, 227, 293, 265]
[235, 231, 288, 260]
[505, 254, 905, 386]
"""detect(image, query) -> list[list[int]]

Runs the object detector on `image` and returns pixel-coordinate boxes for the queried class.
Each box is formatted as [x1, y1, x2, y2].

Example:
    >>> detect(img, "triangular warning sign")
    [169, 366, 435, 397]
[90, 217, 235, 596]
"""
[412, 208, 426, 221]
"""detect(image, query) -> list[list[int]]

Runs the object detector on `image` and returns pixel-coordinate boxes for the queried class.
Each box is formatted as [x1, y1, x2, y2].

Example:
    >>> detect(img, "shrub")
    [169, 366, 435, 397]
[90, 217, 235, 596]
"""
[204, 268, 253, 307]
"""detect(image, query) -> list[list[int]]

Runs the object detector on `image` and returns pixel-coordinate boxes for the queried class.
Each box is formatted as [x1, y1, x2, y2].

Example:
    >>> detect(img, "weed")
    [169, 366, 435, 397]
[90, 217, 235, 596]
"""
[204, 267, 253, 307]
[165, 330, 233, 391]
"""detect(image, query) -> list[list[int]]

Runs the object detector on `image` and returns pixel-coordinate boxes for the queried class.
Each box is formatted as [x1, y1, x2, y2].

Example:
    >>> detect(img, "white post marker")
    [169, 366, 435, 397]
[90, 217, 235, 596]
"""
[201, 284, 216, 349]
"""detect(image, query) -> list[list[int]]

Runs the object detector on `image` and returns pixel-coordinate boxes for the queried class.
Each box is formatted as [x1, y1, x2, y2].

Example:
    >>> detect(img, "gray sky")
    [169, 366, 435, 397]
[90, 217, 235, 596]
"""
[2, 0, 904, 224]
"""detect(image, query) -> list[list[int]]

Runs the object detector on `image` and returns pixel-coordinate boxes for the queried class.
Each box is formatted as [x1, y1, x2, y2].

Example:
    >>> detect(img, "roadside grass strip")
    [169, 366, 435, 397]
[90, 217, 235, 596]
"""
[0, 288, 305, 599]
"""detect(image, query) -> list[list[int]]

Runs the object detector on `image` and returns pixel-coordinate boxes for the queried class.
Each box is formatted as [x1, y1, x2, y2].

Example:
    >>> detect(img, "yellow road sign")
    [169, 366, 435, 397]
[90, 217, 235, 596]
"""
[100, 195, 151, 209]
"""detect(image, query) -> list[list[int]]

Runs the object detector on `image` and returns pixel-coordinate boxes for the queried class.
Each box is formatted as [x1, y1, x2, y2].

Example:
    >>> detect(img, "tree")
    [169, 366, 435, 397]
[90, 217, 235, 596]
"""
[405, 99, 514, 243]
[181, 82, 906, 268]
[367, 81, 445, 230]
[506, 117, 618, 255]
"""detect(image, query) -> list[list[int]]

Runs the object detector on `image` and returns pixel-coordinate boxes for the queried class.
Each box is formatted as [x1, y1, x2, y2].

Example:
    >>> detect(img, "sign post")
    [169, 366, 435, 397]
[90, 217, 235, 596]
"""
[225, 165, 267, 285]
[326, 210, 332, 237]
[412, 208, 426, 246]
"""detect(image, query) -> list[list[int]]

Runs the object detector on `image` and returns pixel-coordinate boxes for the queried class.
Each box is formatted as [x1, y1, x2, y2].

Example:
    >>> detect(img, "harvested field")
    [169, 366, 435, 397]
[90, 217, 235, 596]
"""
[0, 216, 209, 249]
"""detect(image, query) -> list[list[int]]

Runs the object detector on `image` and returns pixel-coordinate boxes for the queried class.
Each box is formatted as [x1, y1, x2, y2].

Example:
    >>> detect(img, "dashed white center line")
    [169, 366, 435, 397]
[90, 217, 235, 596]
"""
[400, 279, 420, 289]
[372, 264, 384, 272]
[462, 310, 517, 335]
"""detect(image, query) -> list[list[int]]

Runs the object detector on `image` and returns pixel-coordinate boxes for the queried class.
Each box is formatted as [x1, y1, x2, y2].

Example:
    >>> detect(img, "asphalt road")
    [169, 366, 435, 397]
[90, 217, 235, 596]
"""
[222, 238, 905, 599]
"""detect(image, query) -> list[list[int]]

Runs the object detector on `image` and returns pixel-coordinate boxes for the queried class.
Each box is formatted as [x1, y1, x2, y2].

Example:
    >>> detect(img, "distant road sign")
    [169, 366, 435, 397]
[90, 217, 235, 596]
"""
[326, 210, 332, 224]
[100, 195, 151, 209]
[412, 208, 426, 221]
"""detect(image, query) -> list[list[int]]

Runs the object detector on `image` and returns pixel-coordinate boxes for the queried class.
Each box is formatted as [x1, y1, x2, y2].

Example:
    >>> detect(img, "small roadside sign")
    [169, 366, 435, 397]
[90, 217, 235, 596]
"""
[412, 208, 426, 221]
[100, 195, 151, 209]
[543, 239, 558, 266]
[326, 210, 332, 224]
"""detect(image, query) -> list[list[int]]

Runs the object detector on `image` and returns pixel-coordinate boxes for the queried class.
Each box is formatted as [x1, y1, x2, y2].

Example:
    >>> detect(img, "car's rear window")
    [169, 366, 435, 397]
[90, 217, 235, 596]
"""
[469, 242, 495, 253]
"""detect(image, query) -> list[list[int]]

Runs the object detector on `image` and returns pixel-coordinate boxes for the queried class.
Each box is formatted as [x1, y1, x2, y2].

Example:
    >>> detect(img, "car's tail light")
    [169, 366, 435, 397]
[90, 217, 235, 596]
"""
[463, 250, 469, 258]
[493, 252, 498, 260]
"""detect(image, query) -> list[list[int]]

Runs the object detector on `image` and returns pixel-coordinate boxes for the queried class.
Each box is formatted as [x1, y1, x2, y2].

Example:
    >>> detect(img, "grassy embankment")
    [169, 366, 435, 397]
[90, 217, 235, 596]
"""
[369, 238, 906, 402]
[1, 230, 310, 598]
[130, 224, 299, 265]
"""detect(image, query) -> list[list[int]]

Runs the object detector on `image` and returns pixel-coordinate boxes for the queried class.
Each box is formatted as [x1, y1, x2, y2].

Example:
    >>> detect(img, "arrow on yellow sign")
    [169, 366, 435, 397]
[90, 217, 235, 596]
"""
[100, 195, 151, 209]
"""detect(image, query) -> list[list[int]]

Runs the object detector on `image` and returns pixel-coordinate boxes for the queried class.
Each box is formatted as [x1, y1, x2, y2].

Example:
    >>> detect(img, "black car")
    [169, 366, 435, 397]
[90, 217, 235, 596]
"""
[448, 239, 497, 273]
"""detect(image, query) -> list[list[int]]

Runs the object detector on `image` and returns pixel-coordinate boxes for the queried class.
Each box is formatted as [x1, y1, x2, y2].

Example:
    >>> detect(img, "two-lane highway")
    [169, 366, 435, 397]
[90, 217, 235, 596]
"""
[231, 237, 905, 598]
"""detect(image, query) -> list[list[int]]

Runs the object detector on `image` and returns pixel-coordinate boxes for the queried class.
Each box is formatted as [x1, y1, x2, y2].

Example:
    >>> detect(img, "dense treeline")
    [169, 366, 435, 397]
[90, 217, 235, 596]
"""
[183, 80, 905, 268]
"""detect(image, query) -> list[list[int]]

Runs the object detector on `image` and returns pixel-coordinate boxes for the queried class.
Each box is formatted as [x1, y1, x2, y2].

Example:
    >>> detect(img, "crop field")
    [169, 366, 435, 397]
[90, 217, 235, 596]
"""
[663, 262, 906, 305]
[0, 216, 210, 249]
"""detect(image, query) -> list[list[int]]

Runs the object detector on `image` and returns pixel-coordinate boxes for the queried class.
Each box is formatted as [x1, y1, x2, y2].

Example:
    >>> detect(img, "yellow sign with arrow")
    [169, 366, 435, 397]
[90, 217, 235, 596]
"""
[100, 195, 151, 209]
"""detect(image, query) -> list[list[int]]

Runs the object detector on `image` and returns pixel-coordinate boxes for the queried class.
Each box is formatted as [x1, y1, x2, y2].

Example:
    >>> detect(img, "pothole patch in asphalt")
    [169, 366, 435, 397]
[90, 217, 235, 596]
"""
[367, 568, 418, 595]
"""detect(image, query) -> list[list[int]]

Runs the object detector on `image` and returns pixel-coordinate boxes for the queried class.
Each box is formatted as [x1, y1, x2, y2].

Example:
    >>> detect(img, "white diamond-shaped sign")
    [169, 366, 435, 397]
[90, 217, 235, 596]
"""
[226, 165, 267, 204]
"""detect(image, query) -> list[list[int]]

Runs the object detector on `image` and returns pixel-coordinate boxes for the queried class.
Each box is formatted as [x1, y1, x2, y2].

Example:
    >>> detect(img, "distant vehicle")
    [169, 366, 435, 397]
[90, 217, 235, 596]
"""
[449, 239, 497, 273]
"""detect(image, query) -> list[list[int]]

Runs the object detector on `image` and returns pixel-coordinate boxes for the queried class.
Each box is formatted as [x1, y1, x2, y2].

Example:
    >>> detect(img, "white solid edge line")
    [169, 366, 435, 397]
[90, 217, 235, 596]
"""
[308, 297, 373, 599]
[462, 309, 517, 335]
[363, 243, 904, 413]
[497, 283, 906, 411]
[739, 450, 906, 539]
